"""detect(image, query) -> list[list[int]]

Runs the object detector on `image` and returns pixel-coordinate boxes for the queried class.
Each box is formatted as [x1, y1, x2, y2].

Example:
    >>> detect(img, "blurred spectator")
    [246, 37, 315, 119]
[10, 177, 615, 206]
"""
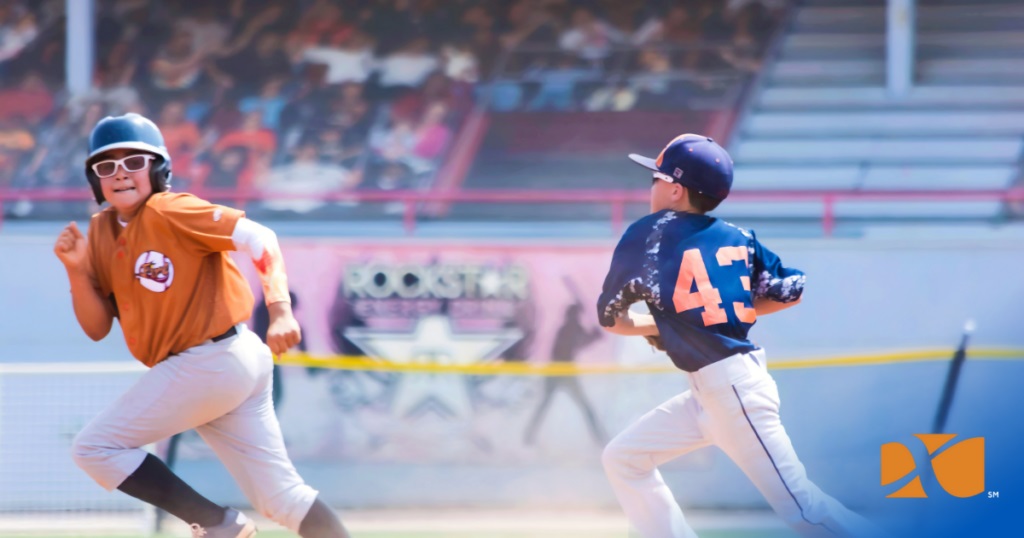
[481, 79, 524, 112]
[149, 28, 207, 101]
[0, 117, 34, 185]
[301, 29, 375, 86]
[390, 72, 452, 124]
[304, 90, 368, 156]
[376, 37, 439, 94]
[207, 8, 288, 96]
[631, 48, 687, 109]
[24, 104, 104, 189]
[291, 0, 352, 50]
[499, 0, 558, 50]
[159, 100, 203, 183]
[275, 74, 331, 155]
[68, 39, 141, 119]
[726, 0, 790, 19]
[696, 0, 732, 41]
[633, 6, 702, 47]
[239, 77, 289, 130]
[0, 8, 38, 63]
[558, 7, 623, 64]
[585, 82, 637, 111]
[213, 110, 277, 162]
[0, 72, 53, 122]
[370, 119, 415, 169]
[261, 141, 360, 214]
[314, 127, 361, 168]
[195, 146, 251, 190]
[411, 101, 452, 162]
[369, 99, 451, 190]
[461, 7, 501, 79]
[526, 54, 596, 111]
[718, 14, 762, 72]
[605, 3, 646, 41]
[176, 5, 228, 55]
[441, 41, 479, 84]
[325, 82, 371, 144]
[725, 1, 779, 44]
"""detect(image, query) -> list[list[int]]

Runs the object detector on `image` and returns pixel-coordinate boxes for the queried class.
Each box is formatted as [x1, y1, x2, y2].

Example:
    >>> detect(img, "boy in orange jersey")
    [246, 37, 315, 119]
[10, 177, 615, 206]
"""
[54, 113, 350, 538]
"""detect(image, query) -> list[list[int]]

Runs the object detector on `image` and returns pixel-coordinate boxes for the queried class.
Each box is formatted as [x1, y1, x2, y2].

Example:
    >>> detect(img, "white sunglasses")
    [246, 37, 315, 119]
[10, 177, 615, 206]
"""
[652, 171, 675, 184]
[91, 154, 156, 178]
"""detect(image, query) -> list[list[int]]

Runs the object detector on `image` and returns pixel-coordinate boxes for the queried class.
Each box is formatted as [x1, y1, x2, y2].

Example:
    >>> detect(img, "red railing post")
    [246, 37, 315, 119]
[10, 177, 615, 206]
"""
[403, 198, 417, 236]
[822, 194, 836, 237]
[611, 198, 625, 235]
[0, 188, 1018, 235]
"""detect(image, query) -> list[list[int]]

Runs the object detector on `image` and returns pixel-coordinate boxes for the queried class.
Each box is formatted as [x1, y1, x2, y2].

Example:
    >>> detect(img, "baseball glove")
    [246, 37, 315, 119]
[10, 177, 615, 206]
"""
[644, 334, 666, 351]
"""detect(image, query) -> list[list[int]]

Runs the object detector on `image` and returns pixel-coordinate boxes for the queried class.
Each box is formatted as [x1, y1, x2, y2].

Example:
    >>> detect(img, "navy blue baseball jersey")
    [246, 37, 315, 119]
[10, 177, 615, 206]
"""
[597, 210, 805, 372]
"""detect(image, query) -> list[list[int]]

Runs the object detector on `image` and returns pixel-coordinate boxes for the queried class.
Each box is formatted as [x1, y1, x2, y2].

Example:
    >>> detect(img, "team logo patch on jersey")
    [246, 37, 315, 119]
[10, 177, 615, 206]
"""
[134, 251, 175, 292]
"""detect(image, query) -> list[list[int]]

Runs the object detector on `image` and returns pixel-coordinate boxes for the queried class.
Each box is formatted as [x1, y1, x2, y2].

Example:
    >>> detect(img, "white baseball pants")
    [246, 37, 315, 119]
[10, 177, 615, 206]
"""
[71, 324, 318, 532]
[602, 349, 878, 538]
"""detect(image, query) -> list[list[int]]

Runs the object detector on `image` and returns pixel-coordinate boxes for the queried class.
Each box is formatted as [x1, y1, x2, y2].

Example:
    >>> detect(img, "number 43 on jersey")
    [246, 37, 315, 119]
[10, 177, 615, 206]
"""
[673, 246, 756, 326]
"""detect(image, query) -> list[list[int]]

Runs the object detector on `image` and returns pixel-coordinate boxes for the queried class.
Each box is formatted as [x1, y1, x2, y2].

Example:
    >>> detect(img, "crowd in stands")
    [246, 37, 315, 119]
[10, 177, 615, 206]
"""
[485, 0, 785, 111]
[0, 0, 785, 219]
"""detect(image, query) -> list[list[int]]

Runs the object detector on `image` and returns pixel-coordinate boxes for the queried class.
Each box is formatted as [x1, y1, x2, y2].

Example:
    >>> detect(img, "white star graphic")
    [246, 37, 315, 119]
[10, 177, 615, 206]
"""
[345, 315, 523, 419]
[478, 270, 504, 298]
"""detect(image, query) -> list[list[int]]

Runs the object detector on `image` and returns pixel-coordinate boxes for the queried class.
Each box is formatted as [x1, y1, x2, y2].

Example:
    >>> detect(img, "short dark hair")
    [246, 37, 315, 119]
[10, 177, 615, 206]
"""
[687, 188, 723, 213]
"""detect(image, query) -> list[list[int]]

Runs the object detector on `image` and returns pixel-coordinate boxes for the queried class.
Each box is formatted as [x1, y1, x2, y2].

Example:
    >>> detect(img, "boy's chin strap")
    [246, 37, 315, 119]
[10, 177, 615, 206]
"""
[231, 218, 290, 305]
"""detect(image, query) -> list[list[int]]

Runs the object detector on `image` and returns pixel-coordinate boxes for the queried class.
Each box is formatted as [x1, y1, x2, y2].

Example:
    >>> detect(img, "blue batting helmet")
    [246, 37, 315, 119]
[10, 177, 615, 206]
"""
[85, 113, 172, 204]
[629, 133, 733, 201]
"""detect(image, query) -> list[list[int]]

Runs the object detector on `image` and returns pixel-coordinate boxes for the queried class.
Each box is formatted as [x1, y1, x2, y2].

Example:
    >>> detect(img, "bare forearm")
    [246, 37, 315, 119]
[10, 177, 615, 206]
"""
[232, 218, 290, 305]
[267, 300, 293, 322]
[66, 269, 114, 341]
[754, 296, 801, 316]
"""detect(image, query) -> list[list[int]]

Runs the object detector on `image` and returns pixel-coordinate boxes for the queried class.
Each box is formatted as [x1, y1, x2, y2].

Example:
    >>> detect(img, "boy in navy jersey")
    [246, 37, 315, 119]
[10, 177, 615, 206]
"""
[597, 134, 877, 538]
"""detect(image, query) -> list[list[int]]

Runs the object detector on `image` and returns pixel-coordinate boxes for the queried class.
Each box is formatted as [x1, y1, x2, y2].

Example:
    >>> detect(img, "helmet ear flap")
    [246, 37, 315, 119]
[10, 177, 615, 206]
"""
[85, 165, 106, 204]
[149, 157, 172, 193]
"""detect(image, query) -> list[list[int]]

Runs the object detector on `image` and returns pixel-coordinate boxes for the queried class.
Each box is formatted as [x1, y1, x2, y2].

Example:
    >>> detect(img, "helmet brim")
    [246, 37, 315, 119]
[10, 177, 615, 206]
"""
[628, 153, 658, 172]
[87, 141, 169, 162]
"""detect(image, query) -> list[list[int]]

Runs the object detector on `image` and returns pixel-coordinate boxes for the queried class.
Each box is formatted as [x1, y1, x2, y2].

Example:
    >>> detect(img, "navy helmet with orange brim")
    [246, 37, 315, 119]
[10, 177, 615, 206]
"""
[628, 133, 733, 201]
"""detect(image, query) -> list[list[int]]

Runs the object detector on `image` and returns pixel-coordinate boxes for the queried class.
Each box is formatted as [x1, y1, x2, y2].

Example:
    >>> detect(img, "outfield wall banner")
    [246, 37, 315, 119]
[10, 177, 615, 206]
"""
[173, 243, 678, 465]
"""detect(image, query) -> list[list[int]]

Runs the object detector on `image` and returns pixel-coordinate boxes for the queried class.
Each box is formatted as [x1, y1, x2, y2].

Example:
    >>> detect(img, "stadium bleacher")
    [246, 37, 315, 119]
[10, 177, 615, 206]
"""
[0, 0, 1020, 231]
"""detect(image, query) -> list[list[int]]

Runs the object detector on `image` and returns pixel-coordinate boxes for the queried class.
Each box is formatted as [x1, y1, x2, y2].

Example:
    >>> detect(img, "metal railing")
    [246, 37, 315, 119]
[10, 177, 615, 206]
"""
[3, 188, 1022, 236]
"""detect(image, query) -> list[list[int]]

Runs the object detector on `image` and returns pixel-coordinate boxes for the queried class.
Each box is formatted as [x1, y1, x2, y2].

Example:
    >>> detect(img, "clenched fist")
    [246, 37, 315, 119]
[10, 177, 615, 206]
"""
[266, 301, 302, 355]
[54, 222, 90, 272]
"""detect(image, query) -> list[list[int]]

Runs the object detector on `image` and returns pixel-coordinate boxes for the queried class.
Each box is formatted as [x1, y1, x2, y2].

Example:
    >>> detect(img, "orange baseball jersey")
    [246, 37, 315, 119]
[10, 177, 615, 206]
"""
[88, 192, 255, 367]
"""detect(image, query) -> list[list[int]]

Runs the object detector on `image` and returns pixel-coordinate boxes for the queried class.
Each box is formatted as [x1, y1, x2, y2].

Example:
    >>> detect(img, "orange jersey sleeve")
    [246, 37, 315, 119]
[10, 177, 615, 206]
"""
[148, 193, 245, 254]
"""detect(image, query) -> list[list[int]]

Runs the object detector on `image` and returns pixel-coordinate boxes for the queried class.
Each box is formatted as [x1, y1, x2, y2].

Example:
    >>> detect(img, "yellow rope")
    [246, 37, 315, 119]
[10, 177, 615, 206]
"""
[274, 347, 1024, 376]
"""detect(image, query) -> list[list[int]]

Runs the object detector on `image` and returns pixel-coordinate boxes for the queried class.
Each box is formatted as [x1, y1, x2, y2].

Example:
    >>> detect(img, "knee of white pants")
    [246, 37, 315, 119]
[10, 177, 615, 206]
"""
[70, 429, 117, 489]
[602, 437, 654, 480]
[70, 430, 96, 471]
[70, 427, 145, 491]
[251, 483, 318, 533]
